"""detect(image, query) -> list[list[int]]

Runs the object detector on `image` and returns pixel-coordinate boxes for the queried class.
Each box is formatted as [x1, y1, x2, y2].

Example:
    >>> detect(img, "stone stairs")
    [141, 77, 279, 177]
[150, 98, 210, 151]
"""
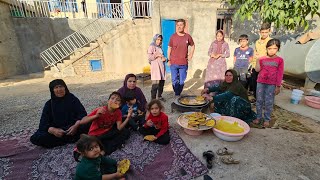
[44, 20, 131, 78]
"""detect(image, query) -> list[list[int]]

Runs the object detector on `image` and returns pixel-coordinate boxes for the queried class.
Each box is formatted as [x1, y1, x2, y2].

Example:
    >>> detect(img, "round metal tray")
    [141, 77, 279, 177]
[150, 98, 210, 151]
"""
[177, 112, 215, 131]
[175, 96, 209, 108]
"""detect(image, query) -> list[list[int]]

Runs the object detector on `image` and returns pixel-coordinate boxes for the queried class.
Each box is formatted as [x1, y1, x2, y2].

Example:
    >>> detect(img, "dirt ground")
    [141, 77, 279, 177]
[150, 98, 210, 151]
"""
[1, 75, 320, 180]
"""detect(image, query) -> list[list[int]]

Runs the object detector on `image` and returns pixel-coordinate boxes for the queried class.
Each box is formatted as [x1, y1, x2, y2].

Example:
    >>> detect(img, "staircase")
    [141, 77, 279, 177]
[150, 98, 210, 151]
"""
[41, 2, 131, 77]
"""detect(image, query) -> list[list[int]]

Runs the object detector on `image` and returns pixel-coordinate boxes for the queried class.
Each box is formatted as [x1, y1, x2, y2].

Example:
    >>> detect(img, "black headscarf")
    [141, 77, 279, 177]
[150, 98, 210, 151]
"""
[220, 69, 249, 102]
[49, 79, 70, 99]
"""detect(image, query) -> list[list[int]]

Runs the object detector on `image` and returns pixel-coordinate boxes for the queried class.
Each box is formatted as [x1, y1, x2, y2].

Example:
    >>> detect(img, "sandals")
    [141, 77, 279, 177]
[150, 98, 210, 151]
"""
[203, 150, 215, 169]
[216, 147, 233, 156]
[216, 147, 240, 165]
[203, 148, 240, 168]
[221, 156, 240, 164]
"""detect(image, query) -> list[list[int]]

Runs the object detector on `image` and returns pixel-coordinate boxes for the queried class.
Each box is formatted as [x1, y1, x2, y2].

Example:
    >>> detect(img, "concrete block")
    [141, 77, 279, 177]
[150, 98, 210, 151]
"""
[63, 60, 73, 66]
[50, 66, 60, 73]
[90, 42, 99, 48]
[57, 63, 66, 69]
[80, 47, 91, 53]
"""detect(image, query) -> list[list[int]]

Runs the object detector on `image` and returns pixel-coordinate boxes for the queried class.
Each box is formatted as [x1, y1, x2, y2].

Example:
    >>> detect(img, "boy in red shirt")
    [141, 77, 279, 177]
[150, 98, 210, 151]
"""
[79, 92, 132, 155]
[139, 100, 170, 145]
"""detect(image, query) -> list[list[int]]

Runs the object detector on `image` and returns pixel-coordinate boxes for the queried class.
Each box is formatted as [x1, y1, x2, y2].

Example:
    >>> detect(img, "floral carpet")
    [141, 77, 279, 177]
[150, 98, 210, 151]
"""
[0, 128, 207, 180]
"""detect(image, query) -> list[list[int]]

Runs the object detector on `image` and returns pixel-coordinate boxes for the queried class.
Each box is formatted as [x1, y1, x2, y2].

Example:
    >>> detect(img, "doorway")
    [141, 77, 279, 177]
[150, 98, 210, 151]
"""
[161, 19, 176, 73]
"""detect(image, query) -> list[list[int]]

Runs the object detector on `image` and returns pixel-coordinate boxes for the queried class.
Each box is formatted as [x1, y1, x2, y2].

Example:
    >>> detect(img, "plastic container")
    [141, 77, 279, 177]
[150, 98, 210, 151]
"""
[291, 95, 302, 104]
[212, 116, 250, 142]
[305, 96, 320, 109]
[291, 89, 304, 104]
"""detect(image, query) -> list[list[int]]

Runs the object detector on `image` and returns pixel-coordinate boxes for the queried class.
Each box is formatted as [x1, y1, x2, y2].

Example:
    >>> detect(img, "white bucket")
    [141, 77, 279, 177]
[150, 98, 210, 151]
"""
[291, 89, 304, 104]
[291, 94, 302, 104]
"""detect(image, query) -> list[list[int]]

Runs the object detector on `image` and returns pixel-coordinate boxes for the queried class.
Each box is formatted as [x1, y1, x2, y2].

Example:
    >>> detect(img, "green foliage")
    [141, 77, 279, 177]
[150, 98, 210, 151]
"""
[225, 0, 320, 30]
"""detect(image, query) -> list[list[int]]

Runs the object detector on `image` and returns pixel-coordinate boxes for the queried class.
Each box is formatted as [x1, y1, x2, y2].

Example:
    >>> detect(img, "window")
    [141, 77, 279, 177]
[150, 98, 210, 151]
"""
[216, 9, 235, 38]
[49, 0, 78, 12]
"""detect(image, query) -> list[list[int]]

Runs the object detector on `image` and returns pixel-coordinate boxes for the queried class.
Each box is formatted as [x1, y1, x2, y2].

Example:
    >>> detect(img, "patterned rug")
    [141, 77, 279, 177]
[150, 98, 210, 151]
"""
[0, 128, 207, 180]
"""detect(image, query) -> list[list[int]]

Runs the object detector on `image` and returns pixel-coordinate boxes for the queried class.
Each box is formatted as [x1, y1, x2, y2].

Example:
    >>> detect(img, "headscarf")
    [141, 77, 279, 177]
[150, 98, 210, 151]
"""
[213, 30, 225, 54]
[49, 79, 70, 99]
[219, 69, 249, 102]
[150, 34, 163, 48]
[117, 74, 147, 112]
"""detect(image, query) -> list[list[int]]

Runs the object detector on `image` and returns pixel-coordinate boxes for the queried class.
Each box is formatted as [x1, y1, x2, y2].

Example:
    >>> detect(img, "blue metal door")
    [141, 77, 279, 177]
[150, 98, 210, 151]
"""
[161, 19, 176, 73]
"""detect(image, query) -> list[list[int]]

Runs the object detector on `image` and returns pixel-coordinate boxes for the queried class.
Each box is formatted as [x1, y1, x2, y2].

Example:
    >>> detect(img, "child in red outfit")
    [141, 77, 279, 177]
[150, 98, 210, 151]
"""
[139, 100, 170, 145]
[78, 92, 132, 155]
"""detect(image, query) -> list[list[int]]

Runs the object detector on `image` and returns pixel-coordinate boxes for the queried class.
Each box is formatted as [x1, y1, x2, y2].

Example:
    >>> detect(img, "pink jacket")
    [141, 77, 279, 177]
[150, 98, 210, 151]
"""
[257, 56, 284, 86]
[147, 45, 166, 81]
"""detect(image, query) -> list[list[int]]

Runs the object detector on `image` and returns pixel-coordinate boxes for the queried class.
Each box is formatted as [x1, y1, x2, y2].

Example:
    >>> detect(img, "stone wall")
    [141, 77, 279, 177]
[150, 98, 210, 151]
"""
[12, 18, 95, 74]
[103, 19, 153, 75]
[0, 1, 24, 79]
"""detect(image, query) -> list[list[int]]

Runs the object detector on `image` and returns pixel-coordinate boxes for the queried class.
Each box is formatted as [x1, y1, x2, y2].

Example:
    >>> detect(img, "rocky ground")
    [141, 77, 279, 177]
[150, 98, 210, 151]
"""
[0, 75, 320, 180]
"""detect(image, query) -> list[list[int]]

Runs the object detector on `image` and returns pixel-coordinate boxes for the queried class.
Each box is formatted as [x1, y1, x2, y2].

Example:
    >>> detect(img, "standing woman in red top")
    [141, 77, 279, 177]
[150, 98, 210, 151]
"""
[139, 100, 170, 145]
[253, 39, 284, 128]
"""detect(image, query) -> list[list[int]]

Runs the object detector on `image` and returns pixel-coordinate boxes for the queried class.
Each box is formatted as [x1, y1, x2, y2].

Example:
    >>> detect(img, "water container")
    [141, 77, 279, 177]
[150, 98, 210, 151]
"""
[291, 93, 303, 104]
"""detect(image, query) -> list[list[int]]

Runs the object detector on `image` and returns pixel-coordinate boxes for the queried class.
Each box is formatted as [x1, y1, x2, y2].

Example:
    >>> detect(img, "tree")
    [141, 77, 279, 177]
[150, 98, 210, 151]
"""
[225, 0, 320, 30]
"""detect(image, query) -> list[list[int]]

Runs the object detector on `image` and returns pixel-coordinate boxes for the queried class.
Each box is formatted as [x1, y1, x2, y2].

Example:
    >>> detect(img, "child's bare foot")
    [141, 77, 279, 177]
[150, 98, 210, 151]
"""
[263, 121, 270, 128]
[253, 119, 260, 124]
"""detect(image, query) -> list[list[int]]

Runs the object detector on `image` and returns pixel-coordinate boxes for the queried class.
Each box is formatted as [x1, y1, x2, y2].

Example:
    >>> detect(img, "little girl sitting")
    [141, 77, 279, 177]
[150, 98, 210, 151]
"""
[139, 100, 170, 145]
[74, 134, 125, 180]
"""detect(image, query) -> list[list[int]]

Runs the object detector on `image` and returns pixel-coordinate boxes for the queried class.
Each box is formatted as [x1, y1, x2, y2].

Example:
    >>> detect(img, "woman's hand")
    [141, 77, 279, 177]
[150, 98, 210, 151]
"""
[161, 57, 166, 62]
[275, 86, 281, 95]
[146, 120, 153, 127]
[66, 120, 80, 136]
[167, 60, 171, 66]
[48, 127, 65, 138]
[201, 88, 209, 95]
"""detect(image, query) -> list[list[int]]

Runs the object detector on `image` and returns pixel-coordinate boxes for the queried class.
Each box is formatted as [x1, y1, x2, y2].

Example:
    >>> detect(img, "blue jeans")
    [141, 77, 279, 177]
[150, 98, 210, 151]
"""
[170, 64, 188, 96]
[256, 83, 276, 121]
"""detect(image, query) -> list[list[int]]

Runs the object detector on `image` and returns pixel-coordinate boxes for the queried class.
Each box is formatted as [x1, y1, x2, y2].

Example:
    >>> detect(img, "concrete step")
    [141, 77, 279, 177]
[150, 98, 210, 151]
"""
[74, 51, 83, 57]
[96, 37, 106, 46]
[57, 63, 65, 69]
[90, 42, 99, 48]
[63, 59, 73, 66]
[50, 66, 59, 73]
[80, 47, 91, 53]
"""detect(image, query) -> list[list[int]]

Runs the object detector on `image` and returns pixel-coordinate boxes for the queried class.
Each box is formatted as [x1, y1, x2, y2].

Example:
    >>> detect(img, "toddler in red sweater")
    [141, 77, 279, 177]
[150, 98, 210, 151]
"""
[139, 100, 170, 145]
